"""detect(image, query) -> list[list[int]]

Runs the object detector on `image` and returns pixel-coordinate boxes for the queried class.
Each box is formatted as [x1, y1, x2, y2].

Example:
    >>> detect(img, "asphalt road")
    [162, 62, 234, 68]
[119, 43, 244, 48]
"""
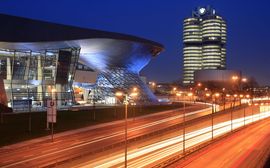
[174, 115, 270, 168]
[0, 103, 209, 168]
[61, 105, 266, 167]
[0, 102, 259, 168]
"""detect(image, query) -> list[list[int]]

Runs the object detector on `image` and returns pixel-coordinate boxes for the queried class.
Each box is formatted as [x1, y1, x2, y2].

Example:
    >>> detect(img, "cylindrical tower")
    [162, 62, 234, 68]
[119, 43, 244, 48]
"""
[183, 18, 202, 85]
[201, 15, 226, 69]
[182, 6, 227, 85]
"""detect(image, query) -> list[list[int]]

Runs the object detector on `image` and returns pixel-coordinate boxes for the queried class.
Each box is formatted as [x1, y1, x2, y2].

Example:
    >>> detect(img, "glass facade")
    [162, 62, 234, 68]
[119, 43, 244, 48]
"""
[0, 48, 79, 112]
[90, 67, 157, 105]
[183, 6, 227, 85]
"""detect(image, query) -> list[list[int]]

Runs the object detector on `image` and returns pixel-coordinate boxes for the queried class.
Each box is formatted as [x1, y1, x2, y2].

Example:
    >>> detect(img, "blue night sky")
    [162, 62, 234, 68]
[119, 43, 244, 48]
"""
[0, 0, 269, 85]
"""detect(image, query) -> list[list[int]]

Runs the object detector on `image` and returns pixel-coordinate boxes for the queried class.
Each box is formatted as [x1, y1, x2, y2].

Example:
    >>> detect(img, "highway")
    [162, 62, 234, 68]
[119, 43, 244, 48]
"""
[63, 105, 268, 168]
[1, 103, 263, 168]
[173, 114, 270, 168]
[0, 103, 210, 168]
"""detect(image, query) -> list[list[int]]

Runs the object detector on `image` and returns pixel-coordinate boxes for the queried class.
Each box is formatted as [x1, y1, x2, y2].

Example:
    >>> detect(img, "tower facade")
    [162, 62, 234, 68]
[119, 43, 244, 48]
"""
[183, 6, 227, 85]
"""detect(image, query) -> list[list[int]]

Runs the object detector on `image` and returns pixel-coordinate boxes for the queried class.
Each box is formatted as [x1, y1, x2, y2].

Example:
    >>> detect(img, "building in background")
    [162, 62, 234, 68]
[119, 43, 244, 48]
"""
[0, 13, 163, 112]
[194, 69, 241, 90]
[183, 6, 227, 85]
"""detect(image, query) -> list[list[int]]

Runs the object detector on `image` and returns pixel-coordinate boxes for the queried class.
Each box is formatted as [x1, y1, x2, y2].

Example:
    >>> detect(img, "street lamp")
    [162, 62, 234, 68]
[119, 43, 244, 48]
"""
[242, 95, 250, 126]
[226, 94, 231, 109]
[211, 93, 219, 140]
[172, 87, 177, 101]
[115, 89, 138, 168]
[206, 93, 214, 140]
[214, 93, 220, 113]
[182, 92, 186, 158]
[232, 75, 239, 81]
[232, 75, 239, 92]
[231, 94, 238, 132]
[233, 94, 238, 107]
[132, 87, 138, 119]
[176, 92, 181, 102]
[188, 92, 193, 102]
[242, 78, 247, 83]
[221, 88, 226, 111]
[51, 88, 56, 142]
[239, 94, 243, 105]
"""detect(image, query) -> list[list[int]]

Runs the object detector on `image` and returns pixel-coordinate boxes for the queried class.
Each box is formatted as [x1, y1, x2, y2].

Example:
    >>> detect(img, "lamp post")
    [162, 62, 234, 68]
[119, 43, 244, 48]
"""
[176, 92, 181, 102]
[196, 83, 202, 101]
[232, 75, 239, 88]
[188, 92, 193, 103]
[222, 88, 226, 111]
[182, 92, 193, 157]
[243, 94, 250, 126]
[214, 93, 220, 113]
[226, 94, 231, 110]
[239, 94, 244, 125]
[115, 90, 138, 168]
[183, 92, 186, 158]
[172, 87, 177, 101]
[124, 94, 128, 168]
[130, 91, 138, 121]
[213, 93, 219, 140]
[206, 93, 214, 140]
[51, 88, 56, 142]
[232, 94, 238, 132]
[250, 103, 254, 122]
[149, 82, 156, 93]
[115, 91, 128, 167]
[239, 94, 243, 105]
[241, 77, 247, 91]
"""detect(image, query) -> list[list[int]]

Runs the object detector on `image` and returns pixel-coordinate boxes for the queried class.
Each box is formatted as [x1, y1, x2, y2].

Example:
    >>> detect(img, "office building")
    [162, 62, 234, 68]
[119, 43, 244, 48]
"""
[183, 6, 227, 85]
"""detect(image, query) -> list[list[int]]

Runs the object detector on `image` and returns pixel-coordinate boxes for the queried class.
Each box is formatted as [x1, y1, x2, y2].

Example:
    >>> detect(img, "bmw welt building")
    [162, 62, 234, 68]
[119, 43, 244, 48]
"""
[0, 14, 163, 112]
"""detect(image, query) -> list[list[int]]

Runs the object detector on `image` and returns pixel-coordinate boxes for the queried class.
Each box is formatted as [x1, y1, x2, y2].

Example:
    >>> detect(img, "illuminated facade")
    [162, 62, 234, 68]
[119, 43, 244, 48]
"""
[0, 14, 163, 112]
[183, 6, 227, 85]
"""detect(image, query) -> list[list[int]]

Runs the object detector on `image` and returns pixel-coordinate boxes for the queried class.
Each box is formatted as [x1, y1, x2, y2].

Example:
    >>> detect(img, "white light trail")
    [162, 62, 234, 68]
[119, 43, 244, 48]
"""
[81, 110, 270, 168]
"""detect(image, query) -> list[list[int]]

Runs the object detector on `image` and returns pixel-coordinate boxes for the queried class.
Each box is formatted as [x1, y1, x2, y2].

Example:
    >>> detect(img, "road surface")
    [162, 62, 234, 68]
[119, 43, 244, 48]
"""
[0, 103, 209, 167]
[63, 105, 267, 167]
[173, 117, 270, 168]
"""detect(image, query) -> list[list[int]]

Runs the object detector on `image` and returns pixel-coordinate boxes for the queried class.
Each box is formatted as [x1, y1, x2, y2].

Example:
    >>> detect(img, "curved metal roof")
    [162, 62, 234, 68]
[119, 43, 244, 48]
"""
[0, 13, 163, 52]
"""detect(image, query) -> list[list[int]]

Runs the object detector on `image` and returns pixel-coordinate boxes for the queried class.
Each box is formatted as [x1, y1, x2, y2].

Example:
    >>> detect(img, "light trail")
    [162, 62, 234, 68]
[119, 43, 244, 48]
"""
[1, 107, 210, 168]
[80, 110, 270, 168]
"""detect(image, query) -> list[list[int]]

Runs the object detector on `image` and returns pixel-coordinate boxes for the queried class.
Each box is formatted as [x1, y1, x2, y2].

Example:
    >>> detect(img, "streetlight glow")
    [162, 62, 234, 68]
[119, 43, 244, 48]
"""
[130, 92, 138, 97]
[176, 93, 181, 96]
[232, 76, 239, 80]
[242, 78, 247, 82]
[115, 92, 123, 97]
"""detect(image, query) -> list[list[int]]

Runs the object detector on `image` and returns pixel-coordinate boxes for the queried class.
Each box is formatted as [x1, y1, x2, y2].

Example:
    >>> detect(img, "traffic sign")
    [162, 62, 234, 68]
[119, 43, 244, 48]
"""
[47, 99, 56, 123]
